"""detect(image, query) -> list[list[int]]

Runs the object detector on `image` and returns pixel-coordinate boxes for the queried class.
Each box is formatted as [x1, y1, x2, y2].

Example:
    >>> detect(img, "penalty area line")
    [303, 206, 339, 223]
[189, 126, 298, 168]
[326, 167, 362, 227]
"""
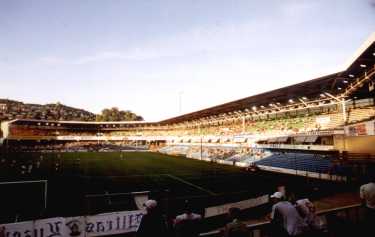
[164, 174, 217, 196]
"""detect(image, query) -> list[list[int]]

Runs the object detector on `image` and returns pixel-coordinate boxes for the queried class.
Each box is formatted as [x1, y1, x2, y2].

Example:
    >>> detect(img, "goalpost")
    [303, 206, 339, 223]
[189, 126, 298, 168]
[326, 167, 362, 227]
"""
[84, 190, 150, 214]
[0, 180, 48, 219]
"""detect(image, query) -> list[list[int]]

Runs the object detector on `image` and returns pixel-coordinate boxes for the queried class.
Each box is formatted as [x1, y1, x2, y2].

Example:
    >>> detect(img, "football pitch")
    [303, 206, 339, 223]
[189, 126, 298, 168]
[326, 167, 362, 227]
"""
[1, 151, 336, 221]
[3, 151, 277, 195]
[1, 151, 280, 219]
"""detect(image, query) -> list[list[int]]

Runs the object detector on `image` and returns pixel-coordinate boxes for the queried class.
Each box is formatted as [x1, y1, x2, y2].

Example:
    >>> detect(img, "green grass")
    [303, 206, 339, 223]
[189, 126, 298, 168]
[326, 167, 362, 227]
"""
[1, 151, 343, 221]
[26, 151, 270, 195]
[2, 151, 278, 218]
[52, 151, 242, 176]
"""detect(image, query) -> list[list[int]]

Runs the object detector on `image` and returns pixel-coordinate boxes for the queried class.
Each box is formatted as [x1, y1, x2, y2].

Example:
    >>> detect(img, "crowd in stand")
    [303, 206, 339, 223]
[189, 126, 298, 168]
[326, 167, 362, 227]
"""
[159, 145, 272, 164]
[8, 127, 104, 138]
[4, 141, 148, 153]
[3, 104, 374, 143]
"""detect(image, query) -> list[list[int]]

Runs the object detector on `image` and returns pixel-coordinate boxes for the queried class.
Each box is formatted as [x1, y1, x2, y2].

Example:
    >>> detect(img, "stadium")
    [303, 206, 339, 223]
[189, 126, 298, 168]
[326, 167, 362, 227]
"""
[0, 31, 374, 236]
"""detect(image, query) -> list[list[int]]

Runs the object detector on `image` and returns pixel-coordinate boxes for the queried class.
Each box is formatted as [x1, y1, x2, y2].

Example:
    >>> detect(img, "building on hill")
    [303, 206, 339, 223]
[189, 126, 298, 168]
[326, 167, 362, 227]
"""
[0, 103, 7, 112]
[0, 99, 96, 122]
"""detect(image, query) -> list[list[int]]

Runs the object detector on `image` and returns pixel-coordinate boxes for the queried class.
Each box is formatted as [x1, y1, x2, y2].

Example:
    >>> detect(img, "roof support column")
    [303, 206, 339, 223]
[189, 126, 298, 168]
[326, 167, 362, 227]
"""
[242, 116, 245, 134]
[342, 99, 347, 123]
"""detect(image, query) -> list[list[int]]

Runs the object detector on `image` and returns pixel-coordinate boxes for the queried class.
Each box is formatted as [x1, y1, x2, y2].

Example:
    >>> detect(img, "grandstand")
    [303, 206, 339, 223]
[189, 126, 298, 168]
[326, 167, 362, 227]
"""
[2, 34, 375, 154]
[0, 33, 374, 184]
[0, 33, 374, 236]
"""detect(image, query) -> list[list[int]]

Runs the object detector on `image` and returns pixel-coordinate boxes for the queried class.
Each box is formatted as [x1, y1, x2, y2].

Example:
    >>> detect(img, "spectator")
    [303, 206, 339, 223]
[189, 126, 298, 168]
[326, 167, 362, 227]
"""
[277, 185, 287, 199]
[174, 200, 202, 237]
[359, 176, 375, 236]
[222, 207, 248, 237]
[0, 226, 5, 237]
[295, 198, 324, 232]
[136, 199, 167, 237]
[270, 192, 309, 237]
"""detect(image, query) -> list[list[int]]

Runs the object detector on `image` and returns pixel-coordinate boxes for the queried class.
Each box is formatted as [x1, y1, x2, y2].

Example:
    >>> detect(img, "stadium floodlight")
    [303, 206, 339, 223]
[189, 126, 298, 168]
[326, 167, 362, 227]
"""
[343, 80, 348, 84]
[348, 74, 355, 78]
[269, 103, 273, 106]
[360, 64, 366, 68]
[260, 105, 265, 108]
[320, 93, 326, 98]
[252, 106, 257, 111]
[338, 87, 342, 90]
[288, 99, 294, 103]
[302, 96, 307, 100]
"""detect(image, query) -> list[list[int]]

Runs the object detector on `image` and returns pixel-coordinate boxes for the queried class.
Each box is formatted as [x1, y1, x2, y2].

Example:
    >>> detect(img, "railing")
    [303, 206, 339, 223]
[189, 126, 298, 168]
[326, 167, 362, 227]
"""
[200, 203, 362, 237]
[255, 144, 335, 151]
[342, 65, 375, 98]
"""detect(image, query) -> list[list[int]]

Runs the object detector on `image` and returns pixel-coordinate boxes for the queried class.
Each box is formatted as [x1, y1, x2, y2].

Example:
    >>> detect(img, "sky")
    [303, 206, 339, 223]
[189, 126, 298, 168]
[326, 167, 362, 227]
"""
[0, 0, 374, 121]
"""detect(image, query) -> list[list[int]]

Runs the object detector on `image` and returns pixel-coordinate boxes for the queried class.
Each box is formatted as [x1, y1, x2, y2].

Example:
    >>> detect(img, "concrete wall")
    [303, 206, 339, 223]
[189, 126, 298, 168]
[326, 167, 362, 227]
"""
[334, 134, 375, 154]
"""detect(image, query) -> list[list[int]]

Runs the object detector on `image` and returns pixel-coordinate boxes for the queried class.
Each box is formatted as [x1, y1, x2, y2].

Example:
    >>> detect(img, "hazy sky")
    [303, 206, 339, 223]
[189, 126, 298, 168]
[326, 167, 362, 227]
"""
[1, 0, 374, 121]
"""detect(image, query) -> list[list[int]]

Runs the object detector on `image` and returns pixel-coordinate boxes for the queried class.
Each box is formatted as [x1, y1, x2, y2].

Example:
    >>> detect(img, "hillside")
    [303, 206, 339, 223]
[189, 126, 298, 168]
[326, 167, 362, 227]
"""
[0, 99, 96, 122]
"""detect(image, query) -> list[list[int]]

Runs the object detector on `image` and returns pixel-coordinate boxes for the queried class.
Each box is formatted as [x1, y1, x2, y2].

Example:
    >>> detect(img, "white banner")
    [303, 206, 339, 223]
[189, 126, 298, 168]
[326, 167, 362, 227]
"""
[35, 217, 65, 237]
[85, 210, 144, 237]
[0, 210, 144, 237]
[1, 221, 34, 237]
[56, 136, 128, 141]
[134, 194, 149, 210]
[65, 216, 85, 237]
[204, 195, 269, 218]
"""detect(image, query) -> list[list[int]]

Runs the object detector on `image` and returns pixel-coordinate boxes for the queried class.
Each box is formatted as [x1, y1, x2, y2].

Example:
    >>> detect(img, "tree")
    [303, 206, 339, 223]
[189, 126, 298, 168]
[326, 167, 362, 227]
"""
[96, 107, 144, 122]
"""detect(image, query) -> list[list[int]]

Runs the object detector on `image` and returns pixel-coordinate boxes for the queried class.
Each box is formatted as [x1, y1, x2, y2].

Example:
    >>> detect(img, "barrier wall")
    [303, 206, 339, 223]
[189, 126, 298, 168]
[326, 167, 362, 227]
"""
[1, 195, 270, 237]
[0, 210, 144, 237]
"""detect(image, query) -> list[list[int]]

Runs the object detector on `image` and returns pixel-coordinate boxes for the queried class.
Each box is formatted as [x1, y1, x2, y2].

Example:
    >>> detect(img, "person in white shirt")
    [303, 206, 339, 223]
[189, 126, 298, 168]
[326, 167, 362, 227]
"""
[270, 192, 309, 237]
[174, 200, 202, 237]
[360, 181, 375, 209]
[360, 178, 375, 235]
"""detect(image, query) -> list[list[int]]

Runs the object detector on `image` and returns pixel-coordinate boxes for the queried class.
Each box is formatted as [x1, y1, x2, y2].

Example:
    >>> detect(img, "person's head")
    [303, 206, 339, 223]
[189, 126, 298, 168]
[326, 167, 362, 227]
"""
[270, 192, 284, 203]
[228, 207, 241, 221]
[143, 199, 157, 213]
[277, 185, 286, 196]
[306, 201, 315, 213]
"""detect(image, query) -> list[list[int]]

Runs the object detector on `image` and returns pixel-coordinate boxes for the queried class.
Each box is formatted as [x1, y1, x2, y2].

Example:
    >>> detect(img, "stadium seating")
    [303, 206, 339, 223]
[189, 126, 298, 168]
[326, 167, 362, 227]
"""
[254, 152, 339, 174]
[4, 103, 375, 141]
[347, 106, 375, 124]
